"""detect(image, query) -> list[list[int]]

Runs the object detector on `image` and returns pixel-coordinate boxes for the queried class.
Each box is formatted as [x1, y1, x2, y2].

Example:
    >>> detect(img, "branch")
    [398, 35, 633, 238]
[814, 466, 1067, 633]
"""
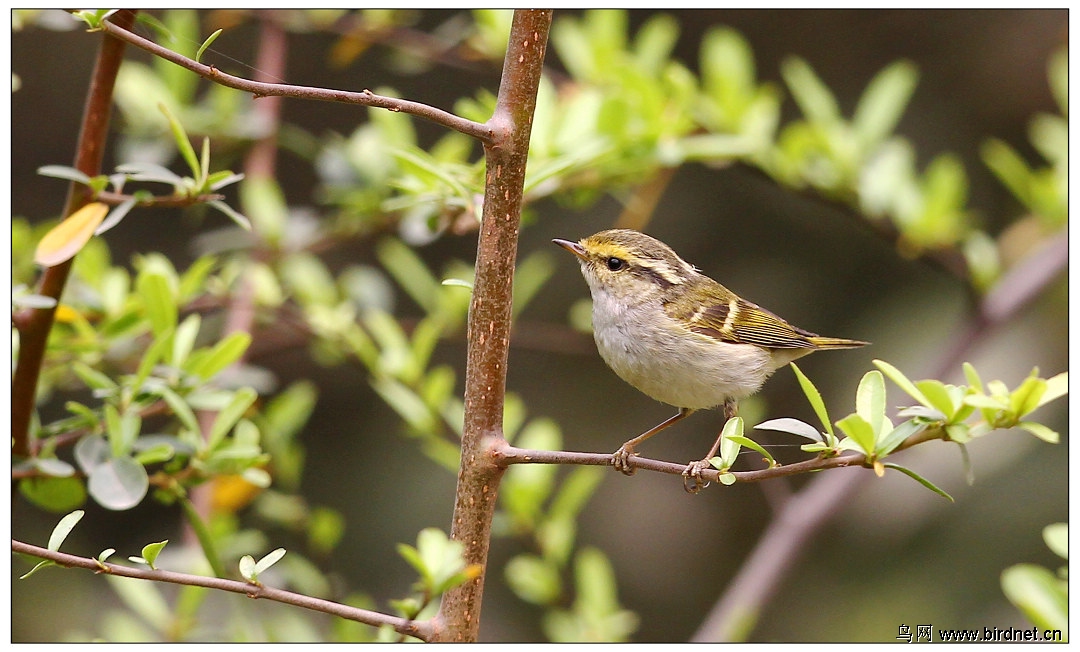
[434, 9, 552, 643]
[96, 15, 495, 145]
[12, 10, 138, 458]
[94, 190, 225, 207]
[493, 420, 946, 484]
[11, 539, 432, 641]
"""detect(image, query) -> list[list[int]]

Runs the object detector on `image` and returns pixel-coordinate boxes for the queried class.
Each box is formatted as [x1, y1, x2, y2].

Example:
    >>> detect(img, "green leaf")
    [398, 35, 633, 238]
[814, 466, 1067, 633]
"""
[855, 370, 887, 433]
[882, 463, 954, 502]
[48, 510, 85, 551]
[159, 387, 200, 437]
[195, 28, 222, 63]
[172, 314, 201, 367]
[376, 238, 442, 314]
[1043, 523, 1067, 560]
[835, 414, 876, 457]
[137, 271, 177, 338]
[781, 57, 840, 125]
[1017, 421, 1059, 444]
[789, 363, 833, 438]
[873, 359, 930, 407]
[159, 103, 200, 180]
[208, 200, 252, 231]
[186, 331, 251, 380]
[133, 327, 174, 392]
[852, 60, 918, 149]
[71, 361, 118, 392]
[87, 456, 149, 510]
[914, 379, 956, 420]
[19, 475, 87, 513]
[19, 560, 56, 580]
[1009, 374, 1047, 418]
[726, 435, 775, 467]
[208, 387, 259, 448]
[1038, 372, 1068, 409]
[506, 554, 562, 605]
[139, 540, 169, 570]
[717, 416, 744, 467]
[1001, 564, 1068, 635]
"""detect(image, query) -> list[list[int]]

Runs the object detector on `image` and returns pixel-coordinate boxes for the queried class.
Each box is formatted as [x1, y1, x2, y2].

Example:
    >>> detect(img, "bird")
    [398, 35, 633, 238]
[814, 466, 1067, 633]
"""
[554, 228, 867, 491]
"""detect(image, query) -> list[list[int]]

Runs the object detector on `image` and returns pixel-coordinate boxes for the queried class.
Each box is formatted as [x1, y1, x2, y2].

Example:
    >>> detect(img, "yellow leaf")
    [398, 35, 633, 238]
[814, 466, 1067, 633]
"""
[873, 460, 885, 477]
[34, 202, 109, 267]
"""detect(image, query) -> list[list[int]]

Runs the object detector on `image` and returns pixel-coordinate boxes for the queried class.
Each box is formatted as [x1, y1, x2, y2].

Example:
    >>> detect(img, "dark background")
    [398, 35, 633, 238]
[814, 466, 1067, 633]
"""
[11, 10, 1068, 642]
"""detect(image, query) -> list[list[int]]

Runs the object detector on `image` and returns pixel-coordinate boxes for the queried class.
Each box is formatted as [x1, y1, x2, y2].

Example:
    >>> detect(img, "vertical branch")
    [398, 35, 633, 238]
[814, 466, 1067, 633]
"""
[11, 10, 138, 458]
[434, 9, 552, 642]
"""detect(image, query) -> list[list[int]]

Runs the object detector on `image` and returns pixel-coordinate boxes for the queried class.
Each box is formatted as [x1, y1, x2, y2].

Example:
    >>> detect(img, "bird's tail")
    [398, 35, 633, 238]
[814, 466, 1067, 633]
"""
[808, 336, 869, 350]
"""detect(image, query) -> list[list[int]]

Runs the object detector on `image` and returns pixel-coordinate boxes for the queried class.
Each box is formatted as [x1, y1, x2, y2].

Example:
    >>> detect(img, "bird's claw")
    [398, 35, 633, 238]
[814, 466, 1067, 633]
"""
[611, 445, 638, 475]
[681, 459, 712, 494]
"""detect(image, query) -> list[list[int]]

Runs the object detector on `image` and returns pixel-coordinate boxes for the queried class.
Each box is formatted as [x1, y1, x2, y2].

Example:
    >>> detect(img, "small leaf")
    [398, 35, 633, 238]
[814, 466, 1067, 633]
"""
[717, 416, 744, 467]
[187, 331, 252, 380]
[962, 362, 984, 393]
[94, 199, 136, 236]
[914, 380, 956, 420]
[790, 363, 833, 437]
[237, 555, 258, 582]
[255, 548, 287, 574]
[873, 359, 930, 407]
[727, 435, 776, 467]
[208, 200, 252, 231]
[196, 28, 222, 64]
[1017, 421, 1059, 444]
[1001, 564, 1068, 634]
[855, 370, 887, 433]
[37, 164, 92, 185]
[87, 456, 149, 510]
[20, 560, 55, 580]
[34, 202, 109, 267]
[1009, 374, 1047, 418]
[139, 540, 169, 570]
[441, 278, 473, 289]
[1037, 372, 1068, 409]
[754, 417, 823, 442]
[835, 414, 876, 457]
[208, 387, 259, 448]
[1043, 523, 1067, 560]
[137, 272, 177, 338]
[160, 103, 200, 180]
[882, 463, 954, 502]
[48, 510, 85, 551]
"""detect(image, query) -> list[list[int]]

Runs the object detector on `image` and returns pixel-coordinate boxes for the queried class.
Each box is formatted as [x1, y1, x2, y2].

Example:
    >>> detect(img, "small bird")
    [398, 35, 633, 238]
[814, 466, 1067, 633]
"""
[554, 229, 867, 491]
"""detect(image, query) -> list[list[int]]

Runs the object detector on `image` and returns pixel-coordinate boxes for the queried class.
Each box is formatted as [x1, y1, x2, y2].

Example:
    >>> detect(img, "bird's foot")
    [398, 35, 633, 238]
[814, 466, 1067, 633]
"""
[681, 459, 714, 494]
[611, 445, 638, 475]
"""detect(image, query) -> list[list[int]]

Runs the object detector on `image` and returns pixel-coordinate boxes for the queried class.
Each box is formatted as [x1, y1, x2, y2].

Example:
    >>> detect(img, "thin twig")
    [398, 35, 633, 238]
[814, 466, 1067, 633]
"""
[96, 15, 495, 145]
[10, 539, 432, 641]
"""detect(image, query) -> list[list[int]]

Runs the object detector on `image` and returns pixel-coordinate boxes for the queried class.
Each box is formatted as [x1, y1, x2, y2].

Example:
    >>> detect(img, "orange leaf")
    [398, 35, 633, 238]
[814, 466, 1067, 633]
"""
[34, 202, 109, 267]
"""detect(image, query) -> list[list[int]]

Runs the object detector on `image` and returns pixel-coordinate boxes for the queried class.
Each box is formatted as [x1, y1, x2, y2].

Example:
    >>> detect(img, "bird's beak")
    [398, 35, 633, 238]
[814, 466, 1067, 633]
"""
[552, 238, 587, 261]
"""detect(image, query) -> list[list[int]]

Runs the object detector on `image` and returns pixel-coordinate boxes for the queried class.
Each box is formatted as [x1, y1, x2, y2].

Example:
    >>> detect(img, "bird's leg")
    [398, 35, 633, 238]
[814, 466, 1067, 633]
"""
[682, 398, 739, 493]
[613, 407, 694, 475]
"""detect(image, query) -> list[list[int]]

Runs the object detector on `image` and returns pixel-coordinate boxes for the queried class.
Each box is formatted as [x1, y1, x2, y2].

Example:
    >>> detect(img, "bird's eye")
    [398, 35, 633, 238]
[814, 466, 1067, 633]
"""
[606, 257, 625, 271]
